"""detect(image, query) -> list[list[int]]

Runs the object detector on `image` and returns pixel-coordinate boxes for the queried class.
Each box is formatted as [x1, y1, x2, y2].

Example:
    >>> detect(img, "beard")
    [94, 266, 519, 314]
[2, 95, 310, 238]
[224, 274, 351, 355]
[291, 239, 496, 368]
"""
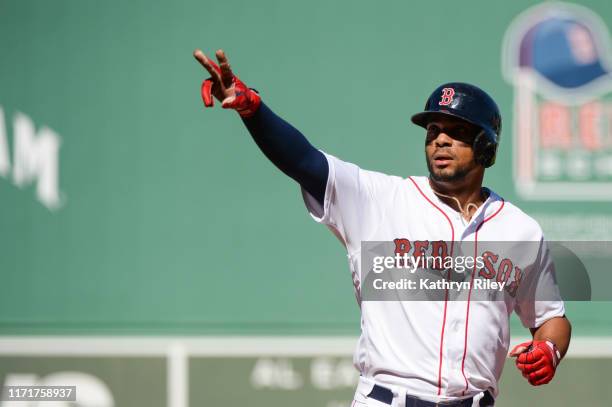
[426, 155, 473, 182]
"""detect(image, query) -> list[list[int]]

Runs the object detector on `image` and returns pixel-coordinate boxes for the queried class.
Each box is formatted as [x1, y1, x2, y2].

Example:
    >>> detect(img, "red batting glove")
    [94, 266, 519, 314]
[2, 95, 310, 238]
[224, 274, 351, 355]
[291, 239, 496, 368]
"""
[509, 340, 561, 386]
[200, 60, 260, 118]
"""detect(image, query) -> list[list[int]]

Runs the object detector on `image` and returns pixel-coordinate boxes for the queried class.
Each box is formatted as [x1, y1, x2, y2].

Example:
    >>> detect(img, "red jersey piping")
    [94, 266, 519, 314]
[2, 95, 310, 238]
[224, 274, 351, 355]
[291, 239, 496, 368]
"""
[407, 176, 455, 396]
[460, 199, 505, 395]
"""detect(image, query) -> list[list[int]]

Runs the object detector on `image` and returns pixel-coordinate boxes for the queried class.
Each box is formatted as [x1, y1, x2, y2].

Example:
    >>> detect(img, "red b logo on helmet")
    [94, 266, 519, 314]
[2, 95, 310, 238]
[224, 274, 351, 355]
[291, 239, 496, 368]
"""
[439, 88, 455, 106]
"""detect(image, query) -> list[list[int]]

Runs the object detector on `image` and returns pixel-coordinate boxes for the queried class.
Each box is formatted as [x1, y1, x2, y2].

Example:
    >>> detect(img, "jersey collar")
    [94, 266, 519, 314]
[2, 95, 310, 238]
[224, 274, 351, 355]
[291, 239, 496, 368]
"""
[412, 176, 503, 226]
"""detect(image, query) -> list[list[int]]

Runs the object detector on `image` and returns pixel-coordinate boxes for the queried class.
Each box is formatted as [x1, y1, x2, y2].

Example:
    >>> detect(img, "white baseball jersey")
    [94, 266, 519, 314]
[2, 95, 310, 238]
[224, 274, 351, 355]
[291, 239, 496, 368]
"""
[301, 152, 565, 403]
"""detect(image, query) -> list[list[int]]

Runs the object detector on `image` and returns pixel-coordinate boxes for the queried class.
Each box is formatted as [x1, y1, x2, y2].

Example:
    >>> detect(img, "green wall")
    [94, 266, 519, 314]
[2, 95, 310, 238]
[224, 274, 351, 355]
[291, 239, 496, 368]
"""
[0, 0, 611, 335]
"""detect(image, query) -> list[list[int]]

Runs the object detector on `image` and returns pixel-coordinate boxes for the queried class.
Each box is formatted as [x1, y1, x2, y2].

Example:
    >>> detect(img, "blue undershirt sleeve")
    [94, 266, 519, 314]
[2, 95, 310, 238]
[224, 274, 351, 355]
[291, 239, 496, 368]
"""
[241, 102, 328, 205]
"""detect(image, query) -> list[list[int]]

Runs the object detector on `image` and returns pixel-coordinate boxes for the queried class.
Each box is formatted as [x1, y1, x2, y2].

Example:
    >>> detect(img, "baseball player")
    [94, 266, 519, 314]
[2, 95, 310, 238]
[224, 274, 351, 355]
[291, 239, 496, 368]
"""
[194, 48, 571, 407]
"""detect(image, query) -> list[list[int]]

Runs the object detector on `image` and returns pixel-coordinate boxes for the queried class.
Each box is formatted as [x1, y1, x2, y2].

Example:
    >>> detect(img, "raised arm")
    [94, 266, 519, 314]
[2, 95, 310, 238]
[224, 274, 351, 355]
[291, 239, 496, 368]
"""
[193, 49, 328, 204]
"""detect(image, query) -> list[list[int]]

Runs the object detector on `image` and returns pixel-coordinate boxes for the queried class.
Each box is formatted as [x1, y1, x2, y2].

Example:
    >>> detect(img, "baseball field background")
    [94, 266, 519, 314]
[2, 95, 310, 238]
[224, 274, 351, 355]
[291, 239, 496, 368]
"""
[1, 0, 611, 406]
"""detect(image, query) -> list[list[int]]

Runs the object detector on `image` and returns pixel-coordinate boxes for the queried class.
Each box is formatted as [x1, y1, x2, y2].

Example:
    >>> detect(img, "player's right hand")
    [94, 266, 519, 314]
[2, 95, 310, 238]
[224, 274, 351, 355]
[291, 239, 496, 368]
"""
[509, 340, 560, 386]
[193, 48, 261, 117]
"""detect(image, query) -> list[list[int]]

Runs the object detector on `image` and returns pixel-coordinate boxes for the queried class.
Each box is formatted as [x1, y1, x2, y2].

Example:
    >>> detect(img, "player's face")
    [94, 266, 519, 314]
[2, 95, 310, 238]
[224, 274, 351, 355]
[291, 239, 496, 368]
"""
[425, 117, 481, 182]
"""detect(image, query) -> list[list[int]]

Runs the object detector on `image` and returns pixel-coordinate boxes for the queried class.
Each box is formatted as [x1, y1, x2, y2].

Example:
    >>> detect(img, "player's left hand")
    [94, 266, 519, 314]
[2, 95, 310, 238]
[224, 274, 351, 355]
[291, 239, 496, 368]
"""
[509, 340, 561, 386]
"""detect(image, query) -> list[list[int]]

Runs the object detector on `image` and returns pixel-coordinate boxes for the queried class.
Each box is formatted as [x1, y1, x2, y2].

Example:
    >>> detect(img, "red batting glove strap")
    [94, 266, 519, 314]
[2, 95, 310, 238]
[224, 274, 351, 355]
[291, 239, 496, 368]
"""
[512, 340, 560, 386]
[201, 79, 215, 107]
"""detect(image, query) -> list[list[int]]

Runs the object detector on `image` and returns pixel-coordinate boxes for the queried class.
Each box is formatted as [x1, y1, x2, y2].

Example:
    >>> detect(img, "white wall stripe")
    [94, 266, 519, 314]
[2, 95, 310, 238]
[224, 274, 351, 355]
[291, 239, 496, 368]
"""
[0, 336, 610, 358]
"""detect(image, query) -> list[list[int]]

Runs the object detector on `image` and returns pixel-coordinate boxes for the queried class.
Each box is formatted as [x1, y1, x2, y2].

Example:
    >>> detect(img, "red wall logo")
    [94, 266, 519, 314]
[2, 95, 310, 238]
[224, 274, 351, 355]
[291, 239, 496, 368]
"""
[438, 88, 455, 106]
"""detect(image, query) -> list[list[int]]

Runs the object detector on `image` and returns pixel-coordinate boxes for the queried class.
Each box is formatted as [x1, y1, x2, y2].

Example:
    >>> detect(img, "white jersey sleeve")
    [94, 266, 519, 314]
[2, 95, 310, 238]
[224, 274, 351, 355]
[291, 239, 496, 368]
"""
[513, 237, 566, 328]
[301, 152, 393, 255]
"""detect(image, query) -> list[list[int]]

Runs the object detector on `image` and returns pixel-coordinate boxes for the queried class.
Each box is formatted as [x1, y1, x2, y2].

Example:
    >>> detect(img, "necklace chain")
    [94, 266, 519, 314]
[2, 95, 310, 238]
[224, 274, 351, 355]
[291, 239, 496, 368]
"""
[430, 187, 486, 221]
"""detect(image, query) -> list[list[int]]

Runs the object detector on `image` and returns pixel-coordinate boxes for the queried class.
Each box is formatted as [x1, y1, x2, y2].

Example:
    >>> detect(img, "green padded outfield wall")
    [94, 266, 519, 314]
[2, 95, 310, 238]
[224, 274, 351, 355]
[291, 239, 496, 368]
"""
[1, 0, 612, 335]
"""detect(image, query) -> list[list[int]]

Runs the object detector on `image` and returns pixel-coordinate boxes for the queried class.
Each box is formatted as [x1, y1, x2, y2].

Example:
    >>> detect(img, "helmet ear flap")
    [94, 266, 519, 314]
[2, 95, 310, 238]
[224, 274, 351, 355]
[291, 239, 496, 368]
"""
[473, 130, 497, 168]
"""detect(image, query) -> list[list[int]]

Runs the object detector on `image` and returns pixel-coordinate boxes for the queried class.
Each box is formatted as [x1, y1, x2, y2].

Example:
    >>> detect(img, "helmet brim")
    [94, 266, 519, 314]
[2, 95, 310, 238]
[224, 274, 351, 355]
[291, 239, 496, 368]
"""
[411, 110, 497, 141]
[411, 110, 480, 129]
